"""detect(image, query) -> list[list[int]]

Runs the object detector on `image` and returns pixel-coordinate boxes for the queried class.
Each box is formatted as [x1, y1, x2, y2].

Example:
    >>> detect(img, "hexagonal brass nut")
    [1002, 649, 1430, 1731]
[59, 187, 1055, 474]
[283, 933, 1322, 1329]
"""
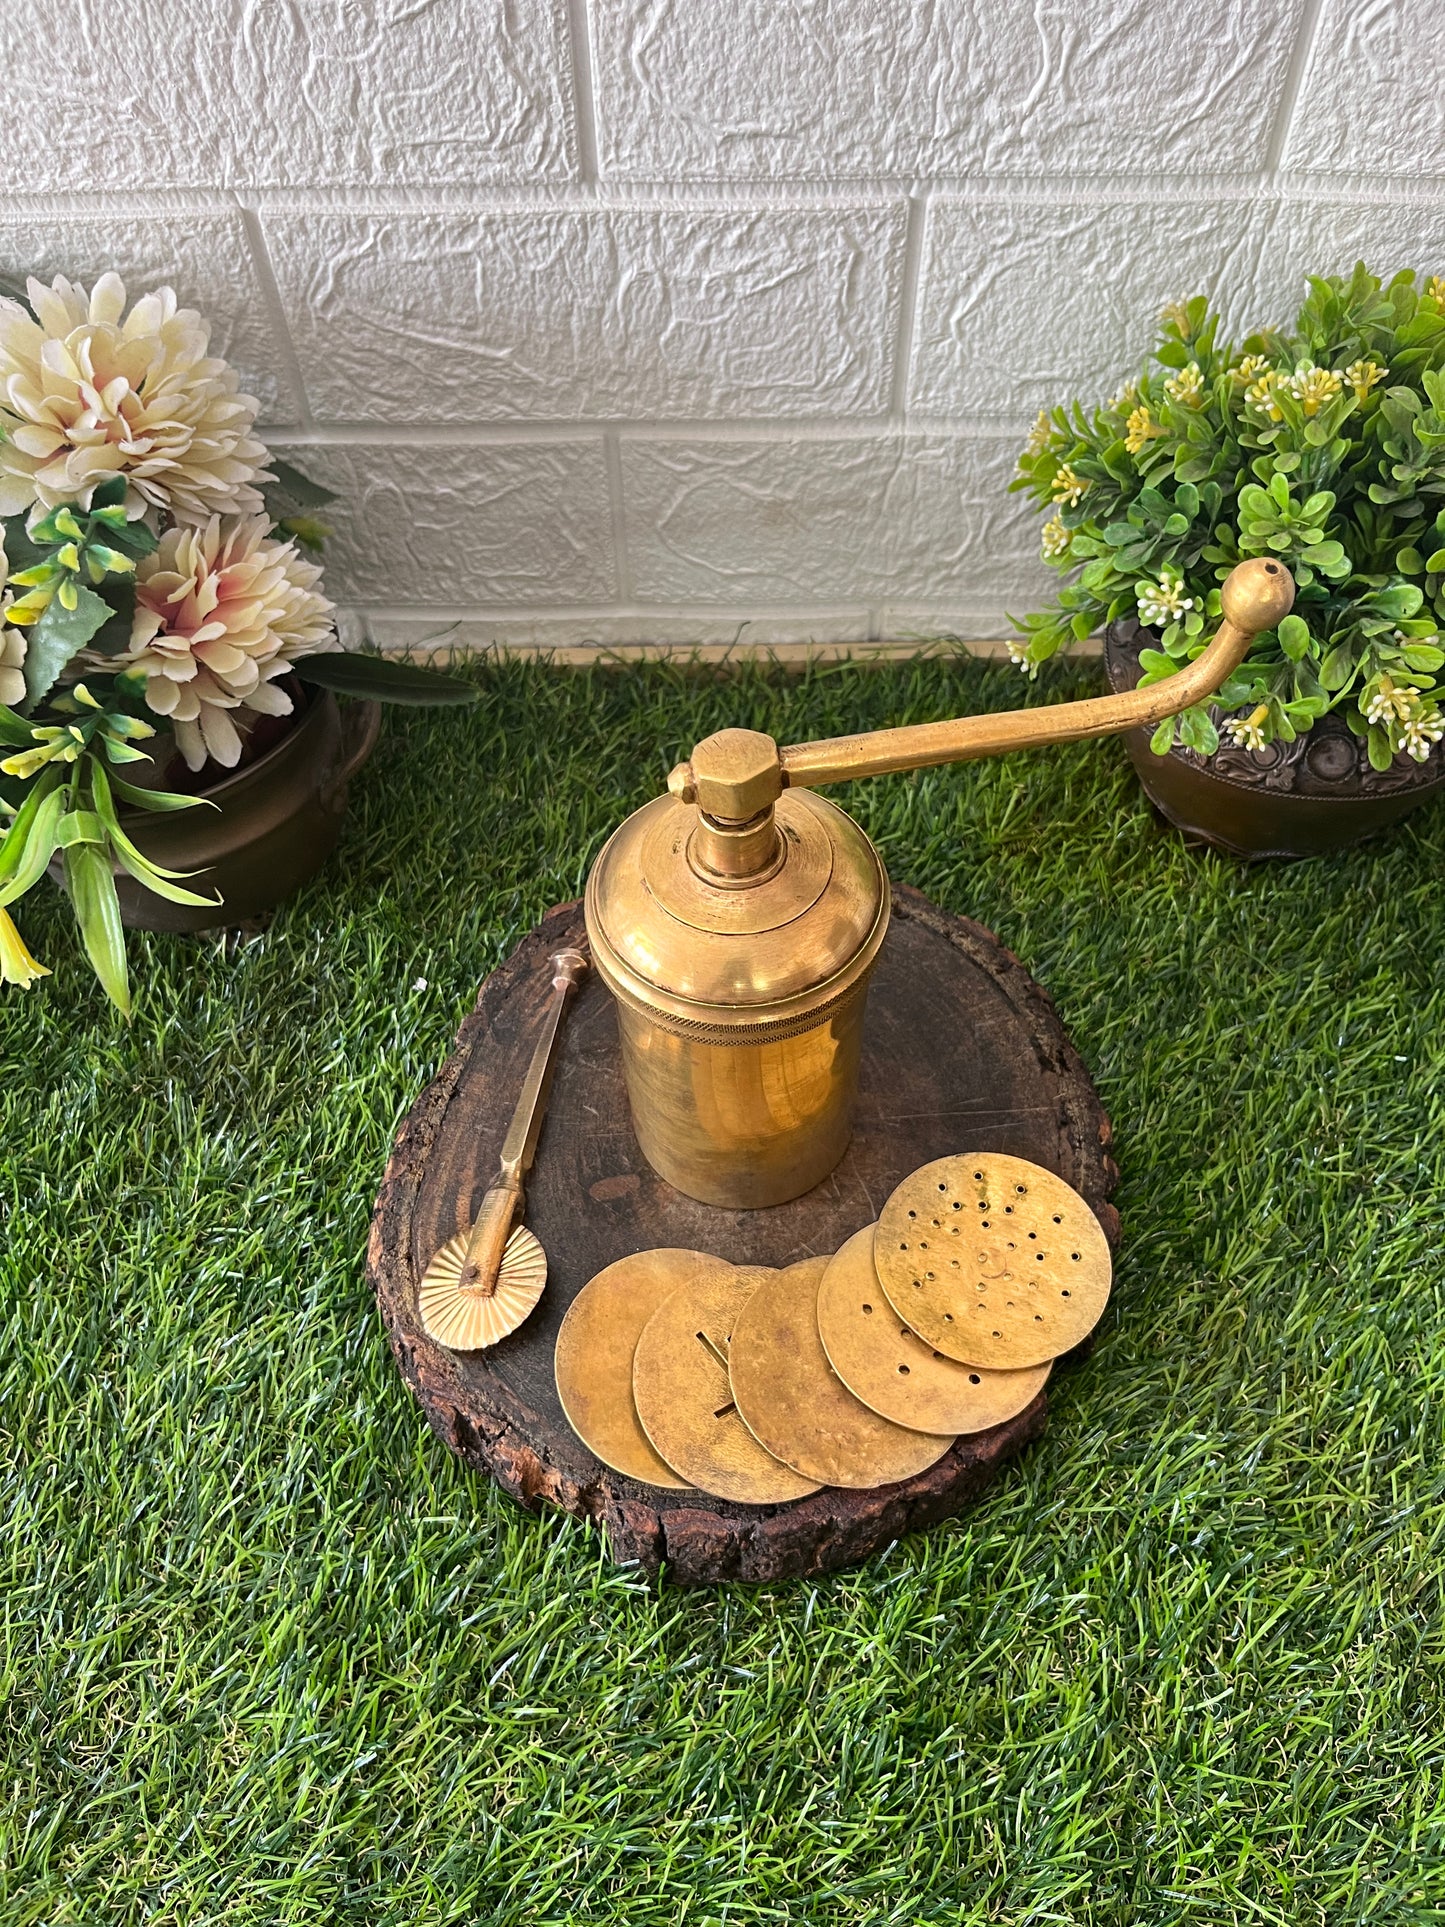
[688, 728, 783, 821]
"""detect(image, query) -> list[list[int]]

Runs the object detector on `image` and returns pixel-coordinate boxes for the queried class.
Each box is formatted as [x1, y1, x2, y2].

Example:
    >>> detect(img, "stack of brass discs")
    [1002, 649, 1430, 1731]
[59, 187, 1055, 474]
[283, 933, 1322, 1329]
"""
[554, 1152, 1112, 1505]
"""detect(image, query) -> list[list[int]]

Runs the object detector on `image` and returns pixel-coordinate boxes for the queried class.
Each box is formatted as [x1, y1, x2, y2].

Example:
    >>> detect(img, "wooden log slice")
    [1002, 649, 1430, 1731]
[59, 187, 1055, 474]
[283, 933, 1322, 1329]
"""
[368, 886, 1119, 1586]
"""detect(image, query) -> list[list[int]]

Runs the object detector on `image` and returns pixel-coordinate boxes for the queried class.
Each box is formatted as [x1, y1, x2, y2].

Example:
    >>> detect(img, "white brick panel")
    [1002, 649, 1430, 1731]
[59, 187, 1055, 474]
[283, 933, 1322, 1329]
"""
[365, 612, 873, 653]
[0, 215, 295, 424]
[912, 199, 1270, 423]
[282, 442, 615, 606]
[263, 206, 906, 422]
[1249, 201, 1445, 323]
[1282, 0, 1445, 177]
[590, 0, 1303, 182]
[0, 0, 576, 190]
[621, 437, 1054, 607]
[879, 607, 1053, 647]
[914, 196, 1445, 425]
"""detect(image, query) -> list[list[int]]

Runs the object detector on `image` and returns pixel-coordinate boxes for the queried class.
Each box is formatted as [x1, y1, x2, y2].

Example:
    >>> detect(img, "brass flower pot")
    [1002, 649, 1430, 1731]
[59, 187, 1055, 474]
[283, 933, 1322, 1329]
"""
[1105, 621, 1445, 859]
[113, 688, 381, 932]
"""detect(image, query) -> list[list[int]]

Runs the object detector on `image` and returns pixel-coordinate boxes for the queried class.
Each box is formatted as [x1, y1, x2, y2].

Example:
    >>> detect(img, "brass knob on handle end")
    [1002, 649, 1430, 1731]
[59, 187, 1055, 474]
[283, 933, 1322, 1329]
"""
[1220, 555, 1295, 633]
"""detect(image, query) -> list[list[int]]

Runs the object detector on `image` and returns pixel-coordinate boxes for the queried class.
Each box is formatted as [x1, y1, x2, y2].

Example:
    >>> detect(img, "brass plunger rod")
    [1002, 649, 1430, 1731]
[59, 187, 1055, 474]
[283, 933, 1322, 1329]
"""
[668, 560, 1295, 823]
[459, 947, 588, 1296]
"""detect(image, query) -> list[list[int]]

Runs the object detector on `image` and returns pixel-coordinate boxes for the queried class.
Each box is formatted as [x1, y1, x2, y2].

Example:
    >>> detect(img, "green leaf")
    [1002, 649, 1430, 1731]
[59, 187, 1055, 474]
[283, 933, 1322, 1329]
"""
[296, 651, 478, 706]
[1278, 614, 1311, 661]
[104, 767, 216, 813]
[56, 808, 106, 848]
[0, 778, 64, 904]
[106, 839, 222, 908]
[1149, 717, 1178, 756]
[89, 476, 128, 512]
[22, 581, 113, 708]
[0, 703, 34, 747]
[63, 841, 130, 1014]
[81, 579, 137, 657]
[262, 455, 338, 516]
[1426, 548, 1445, 573]
[1320, 645, 1355, 691]
[90, 762, 219, 901]
[1367, 724, 1394, 773]
[1376, 584, 1425, 618]
[1396, 546, 1424, 574]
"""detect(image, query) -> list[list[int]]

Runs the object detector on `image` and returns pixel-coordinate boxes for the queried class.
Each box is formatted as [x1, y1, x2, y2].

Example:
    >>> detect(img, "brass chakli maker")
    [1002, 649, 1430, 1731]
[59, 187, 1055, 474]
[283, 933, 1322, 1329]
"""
[586, 558, 1295, 1209]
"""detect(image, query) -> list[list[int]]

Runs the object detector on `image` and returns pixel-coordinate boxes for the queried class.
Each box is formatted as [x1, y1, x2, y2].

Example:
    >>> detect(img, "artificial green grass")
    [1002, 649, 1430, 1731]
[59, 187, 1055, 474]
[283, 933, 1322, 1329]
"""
[3, 650, 1444, 1925]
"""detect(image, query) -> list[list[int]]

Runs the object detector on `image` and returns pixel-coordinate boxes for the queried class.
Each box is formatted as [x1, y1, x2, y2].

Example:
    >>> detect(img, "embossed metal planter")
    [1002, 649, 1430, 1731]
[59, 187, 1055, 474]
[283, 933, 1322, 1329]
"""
[1105, 621, 1445, 859]
[112, 687, 381, 932]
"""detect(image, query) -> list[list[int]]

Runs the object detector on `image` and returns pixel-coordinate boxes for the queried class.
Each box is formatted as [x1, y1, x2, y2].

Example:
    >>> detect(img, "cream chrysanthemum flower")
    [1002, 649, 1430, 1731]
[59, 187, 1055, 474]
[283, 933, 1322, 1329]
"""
[0, 274, 269, 524]
[120, 516, 334, 771]
[0, 535, 23, 707]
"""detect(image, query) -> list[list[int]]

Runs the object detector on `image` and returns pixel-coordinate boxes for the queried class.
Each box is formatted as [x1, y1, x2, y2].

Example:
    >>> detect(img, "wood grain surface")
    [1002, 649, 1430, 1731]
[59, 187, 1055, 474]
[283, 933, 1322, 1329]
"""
[367, 885, 1119, 1585]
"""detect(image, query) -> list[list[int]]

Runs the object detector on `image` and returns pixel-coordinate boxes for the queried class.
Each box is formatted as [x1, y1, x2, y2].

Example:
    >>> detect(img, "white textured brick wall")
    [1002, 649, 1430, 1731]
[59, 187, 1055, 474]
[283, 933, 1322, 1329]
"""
[2, 0, 1442, 652]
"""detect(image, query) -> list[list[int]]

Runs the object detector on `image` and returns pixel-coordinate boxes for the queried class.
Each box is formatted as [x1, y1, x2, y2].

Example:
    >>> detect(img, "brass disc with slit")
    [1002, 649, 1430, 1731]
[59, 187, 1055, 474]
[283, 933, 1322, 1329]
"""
[555, 1250, 736, 1488]
[874, 1153, 1111, 1369]
[817, 1225, 1051, 1434]
[728, 1255, 954, 1488]
[418, 1225, 547, 1350]
[632, 1264, 821, 1505]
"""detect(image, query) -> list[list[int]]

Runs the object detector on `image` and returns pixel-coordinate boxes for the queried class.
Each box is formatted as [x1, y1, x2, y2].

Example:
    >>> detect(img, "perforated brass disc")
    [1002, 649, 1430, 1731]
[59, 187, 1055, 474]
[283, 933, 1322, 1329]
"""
[874, 1154, 1111, 1369]
[555, 1250, 736, 1488]
[633, 1264, 821, 1506]
[419, 1225, 547, 1350]
[728, 1255, 954, 1488]
[818, 1225, 1051, 1434]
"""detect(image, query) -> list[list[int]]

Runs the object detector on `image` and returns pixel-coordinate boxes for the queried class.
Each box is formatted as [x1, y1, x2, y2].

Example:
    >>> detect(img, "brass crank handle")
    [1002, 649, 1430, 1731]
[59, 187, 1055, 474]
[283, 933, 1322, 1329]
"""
[669, 558, 1295, 815]
[459, 946, 588, 1296]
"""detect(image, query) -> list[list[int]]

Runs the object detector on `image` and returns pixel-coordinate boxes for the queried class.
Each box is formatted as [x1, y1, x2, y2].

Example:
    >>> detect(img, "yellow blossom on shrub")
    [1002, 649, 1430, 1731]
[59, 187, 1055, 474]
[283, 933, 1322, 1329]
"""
[1050, 462, 1086, 506]
[1022, 411, 1051, 458]
[1040, 515, 1070, 560]
[1245, 369, 1285, 421]
[1163, 362, 1204, 407]
[1288, 362, 1343, 416]
[1342, 358, 1387, 401]
[1124, 404, 1164, 455]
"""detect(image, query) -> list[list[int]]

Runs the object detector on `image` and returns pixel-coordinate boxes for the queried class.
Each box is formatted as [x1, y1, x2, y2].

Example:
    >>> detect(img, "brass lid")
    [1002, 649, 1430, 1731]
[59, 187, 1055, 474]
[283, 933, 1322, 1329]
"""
[584, 788, 889, 1037]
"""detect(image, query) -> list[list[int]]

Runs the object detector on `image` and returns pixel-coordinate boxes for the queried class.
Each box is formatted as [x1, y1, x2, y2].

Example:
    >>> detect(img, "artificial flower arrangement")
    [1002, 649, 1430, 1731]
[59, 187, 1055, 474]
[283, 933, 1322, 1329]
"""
[0, 273, 473, 1010]
[1013, 264, 1445, 768]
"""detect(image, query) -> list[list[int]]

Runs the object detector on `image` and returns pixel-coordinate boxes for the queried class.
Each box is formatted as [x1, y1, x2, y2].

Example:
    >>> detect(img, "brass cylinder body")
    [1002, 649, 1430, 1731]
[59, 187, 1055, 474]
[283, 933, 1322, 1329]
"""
[585, 789, 890, 1209]
[612, 974, 872, 1209]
